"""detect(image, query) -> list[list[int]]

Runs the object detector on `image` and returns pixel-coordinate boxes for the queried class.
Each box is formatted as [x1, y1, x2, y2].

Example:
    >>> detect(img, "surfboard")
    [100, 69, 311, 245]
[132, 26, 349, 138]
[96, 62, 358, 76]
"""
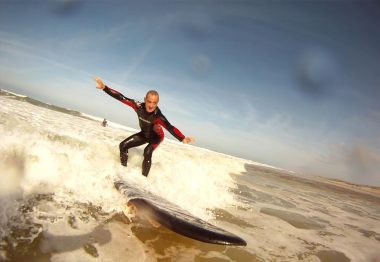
[114, 180, 247, 246]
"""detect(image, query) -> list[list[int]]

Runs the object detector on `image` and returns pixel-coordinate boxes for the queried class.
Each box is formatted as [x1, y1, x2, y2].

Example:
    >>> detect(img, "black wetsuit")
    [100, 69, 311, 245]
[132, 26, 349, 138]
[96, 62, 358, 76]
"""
[103, 86, 185, 176]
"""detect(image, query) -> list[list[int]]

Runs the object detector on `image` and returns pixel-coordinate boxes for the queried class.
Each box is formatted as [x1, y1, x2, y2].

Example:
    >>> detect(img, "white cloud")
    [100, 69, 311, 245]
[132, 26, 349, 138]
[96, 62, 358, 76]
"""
[119, 35, 157, 84]
[0, 35, 93, 79]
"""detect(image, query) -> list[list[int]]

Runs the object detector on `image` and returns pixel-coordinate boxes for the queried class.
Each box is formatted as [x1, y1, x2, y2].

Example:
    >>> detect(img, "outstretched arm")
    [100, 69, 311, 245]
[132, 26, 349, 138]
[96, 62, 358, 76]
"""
[95, 77, 139, 111]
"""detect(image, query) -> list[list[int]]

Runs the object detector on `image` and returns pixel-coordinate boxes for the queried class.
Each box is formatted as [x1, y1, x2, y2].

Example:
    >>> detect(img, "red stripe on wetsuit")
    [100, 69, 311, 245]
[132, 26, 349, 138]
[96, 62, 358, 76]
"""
[155, 118, 185, 141]
[104, 86, 138, 111]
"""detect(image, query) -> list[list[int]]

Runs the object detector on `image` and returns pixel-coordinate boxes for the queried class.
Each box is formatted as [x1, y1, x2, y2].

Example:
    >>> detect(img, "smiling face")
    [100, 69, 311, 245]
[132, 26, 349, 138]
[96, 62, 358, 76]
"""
[144, 92, 159, 113]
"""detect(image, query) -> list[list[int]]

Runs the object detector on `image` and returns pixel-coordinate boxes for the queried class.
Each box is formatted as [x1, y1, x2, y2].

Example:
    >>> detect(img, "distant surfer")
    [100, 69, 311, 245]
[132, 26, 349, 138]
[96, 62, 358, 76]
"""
[95, 77, 194, 177]
[102, 118, 108, 127]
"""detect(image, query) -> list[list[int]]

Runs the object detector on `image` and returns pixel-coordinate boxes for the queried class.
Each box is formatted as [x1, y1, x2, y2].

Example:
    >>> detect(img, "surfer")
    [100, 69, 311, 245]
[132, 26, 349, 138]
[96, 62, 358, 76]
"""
[95, 77, 194, 177]
[102, 118, 108, 127]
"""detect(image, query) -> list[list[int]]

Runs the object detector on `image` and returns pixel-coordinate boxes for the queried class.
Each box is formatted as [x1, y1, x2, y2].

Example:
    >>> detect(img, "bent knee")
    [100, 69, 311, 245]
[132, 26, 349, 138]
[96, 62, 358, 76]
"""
[119, 140, 130, 151]
[144, 146, 154, 158]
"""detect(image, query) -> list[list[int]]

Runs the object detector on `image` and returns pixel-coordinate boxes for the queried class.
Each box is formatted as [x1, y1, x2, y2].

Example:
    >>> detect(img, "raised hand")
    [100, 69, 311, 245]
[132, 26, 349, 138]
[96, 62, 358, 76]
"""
[95, 77, 105, 89]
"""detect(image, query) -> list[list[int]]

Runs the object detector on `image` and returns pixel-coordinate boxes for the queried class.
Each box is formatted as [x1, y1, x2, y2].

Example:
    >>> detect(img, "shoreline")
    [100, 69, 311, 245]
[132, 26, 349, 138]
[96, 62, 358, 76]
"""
[316, 176, 380, 198]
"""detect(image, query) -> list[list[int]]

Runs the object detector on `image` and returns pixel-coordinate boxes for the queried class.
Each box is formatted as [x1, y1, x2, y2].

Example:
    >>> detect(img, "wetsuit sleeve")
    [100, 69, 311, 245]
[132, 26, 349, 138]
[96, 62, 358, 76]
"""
[103, 86, 139, 111]
[156, 114, 185, 141]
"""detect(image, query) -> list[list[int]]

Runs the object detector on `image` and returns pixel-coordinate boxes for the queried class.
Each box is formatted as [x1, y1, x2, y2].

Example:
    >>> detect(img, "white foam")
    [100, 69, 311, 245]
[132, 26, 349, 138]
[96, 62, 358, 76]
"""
[1, 89, 27, 98]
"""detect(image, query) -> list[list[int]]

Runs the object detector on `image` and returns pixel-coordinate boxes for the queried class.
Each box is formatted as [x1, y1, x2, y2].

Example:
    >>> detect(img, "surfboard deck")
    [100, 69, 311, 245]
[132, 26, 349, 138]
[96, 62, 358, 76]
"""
[114, 180, 247, 246]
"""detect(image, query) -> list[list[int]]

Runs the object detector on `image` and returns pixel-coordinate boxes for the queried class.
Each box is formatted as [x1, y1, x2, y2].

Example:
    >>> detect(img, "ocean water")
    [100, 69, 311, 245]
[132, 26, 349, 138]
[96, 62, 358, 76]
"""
[1, 90, 379, 262]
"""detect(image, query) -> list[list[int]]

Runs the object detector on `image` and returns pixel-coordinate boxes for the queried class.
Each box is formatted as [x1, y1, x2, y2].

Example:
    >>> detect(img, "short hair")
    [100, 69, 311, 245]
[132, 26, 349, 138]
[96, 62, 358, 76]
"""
[146, 90, 159, 99]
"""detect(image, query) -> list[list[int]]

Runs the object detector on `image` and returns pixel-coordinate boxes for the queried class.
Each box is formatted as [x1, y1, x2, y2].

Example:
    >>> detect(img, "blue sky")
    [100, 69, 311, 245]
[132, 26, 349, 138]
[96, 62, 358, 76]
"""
[1, 0, 380, 185]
